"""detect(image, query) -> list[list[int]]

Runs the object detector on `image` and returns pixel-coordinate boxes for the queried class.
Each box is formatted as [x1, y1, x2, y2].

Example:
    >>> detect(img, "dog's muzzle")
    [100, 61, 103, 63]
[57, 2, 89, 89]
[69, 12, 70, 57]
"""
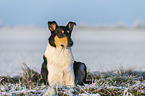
[67, 40, 73, 47]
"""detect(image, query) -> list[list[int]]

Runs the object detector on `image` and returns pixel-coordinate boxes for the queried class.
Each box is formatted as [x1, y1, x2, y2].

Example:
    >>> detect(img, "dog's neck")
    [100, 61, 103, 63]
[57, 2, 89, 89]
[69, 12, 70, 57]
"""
[44, 42, 74, 68]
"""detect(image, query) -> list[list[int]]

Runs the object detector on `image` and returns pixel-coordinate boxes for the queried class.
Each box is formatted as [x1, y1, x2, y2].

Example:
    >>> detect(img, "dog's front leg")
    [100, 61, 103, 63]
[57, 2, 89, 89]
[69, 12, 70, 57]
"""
[63, 66, 75, 87]
[48, 66, 63, 86]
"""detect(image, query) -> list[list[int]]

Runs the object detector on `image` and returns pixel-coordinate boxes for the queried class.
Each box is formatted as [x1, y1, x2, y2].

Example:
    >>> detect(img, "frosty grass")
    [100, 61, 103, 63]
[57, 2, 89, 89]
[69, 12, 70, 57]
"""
[0, 66, 145, 96]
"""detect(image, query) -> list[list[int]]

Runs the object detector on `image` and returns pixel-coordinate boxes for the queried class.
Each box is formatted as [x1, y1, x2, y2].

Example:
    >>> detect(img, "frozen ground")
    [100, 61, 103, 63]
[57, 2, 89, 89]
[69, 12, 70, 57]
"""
[0, 27, 145, 76]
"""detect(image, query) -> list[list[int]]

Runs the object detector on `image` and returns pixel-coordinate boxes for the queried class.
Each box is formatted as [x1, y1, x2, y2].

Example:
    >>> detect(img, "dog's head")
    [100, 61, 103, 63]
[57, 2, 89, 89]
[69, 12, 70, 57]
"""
[48, 21, 76, 48]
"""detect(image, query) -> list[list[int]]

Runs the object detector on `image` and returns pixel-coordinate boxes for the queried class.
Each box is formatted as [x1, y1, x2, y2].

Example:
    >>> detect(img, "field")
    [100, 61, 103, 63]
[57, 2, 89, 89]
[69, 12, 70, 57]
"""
[0, 63, 145, 95]
[0, 26, 145, 95]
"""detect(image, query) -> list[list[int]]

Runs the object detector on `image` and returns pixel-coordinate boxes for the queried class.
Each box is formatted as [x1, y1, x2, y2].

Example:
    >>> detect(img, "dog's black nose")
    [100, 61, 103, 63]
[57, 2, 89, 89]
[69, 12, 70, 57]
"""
[67, 41, 73, 47]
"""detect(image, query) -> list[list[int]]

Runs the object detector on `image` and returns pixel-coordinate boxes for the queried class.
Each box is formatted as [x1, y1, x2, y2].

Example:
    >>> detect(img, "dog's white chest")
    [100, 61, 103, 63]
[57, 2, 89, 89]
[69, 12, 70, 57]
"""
[44, 43, 74, 68]
[44, 43, 75, 86]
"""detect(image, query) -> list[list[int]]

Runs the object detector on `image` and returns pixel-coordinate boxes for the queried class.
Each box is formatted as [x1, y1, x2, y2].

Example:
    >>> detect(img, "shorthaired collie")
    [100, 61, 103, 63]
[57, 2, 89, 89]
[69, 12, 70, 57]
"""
[41, 21, 87, 86]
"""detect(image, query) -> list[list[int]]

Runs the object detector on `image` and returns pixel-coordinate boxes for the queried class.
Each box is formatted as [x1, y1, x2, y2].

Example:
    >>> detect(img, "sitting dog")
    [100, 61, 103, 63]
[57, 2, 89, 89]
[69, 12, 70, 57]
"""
[41, 21, 87, 86]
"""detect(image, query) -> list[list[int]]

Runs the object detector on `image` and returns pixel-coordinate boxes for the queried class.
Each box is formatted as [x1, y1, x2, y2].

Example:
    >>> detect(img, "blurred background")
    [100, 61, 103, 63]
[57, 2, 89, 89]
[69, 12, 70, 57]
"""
[0, 0, 145, 76]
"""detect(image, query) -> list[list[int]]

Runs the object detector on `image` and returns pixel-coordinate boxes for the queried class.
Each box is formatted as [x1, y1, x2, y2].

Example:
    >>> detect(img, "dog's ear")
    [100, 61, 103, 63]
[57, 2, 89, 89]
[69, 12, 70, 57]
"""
[48, 21, 58, 32]
[67, 22, 76, 32]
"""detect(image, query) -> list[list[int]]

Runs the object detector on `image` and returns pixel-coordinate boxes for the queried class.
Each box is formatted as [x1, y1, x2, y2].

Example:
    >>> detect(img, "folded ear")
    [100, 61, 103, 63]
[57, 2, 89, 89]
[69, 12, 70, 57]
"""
[67, 22, 76, 32]
[48, 21, 58, 32]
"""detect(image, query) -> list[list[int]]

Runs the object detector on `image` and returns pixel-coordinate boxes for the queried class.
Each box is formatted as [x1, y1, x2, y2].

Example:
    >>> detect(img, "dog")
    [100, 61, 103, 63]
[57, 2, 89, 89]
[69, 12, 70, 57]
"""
[41, 21, 87, 86]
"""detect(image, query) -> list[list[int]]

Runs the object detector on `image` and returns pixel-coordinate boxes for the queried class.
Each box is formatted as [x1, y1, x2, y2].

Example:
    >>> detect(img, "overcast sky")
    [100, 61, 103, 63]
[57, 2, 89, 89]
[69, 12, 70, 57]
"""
[0, 0, 145, 27]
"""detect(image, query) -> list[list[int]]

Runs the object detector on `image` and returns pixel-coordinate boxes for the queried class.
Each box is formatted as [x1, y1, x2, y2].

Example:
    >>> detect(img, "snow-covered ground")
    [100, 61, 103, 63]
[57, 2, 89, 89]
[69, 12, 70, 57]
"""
[0, 27, 145, 76]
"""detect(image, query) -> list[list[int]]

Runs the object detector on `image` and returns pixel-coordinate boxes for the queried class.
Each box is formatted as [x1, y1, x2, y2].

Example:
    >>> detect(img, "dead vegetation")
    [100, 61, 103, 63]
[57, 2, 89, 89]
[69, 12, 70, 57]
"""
[0, 63, 145, 95]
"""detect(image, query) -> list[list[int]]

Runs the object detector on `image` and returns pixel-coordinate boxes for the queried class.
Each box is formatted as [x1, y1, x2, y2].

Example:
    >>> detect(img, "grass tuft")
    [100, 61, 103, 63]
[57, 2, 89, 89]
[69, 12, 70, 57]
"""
[0, 63, 145, 95]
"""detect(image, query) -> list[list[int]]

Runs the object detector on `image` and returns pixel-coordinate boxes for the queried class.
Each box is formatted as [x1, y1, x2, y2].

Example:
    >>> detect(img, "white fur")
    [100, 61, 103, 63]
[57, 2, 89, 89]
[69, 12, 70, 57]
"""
[44, 42, 75, 86]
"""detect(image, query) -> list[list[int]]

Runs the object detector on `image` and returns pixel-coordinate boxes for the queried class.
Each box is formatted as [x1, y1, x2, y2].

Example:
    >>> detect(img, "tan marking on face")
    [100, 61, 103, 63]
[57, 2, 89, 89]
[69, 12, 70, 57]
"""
[67, 30, 69, 33]
[54, 36, 68, 48]
[61, 30, 64, 33]
[41, 74, 42, 79]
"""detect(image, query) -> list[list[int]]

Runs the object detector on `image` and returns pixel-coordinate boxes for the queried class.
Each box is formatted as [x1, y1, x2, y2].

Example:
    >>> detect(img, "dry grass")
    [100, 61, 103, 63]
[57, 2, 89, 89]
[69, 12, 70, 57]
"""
[0, 63, 145, 95]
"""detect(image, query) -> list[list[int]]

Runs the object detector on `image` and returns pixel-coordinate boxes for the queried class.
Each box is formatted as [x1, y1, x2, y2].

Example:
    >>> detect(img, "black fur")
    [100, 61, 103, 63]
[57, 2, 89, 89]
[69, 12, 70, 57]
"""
[41, 56, 48, 85]
[73, 61, 87, 85]
[49, 35, 56, 48]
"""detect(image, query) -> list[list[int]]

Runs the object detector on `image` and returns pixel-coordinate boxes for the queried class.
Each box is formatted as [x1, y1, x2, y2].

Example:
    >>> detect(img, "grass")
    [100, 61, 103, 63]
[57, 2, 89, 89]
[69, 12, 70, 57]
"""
[0, 63, 145, 96]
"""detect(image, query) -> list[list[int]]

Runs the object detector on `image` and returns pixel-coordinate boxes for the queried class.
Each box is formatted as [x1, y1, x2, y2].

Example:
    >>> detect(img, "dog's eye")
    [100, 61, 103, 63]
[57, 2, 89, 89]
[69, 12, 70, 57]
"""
[59, 32, 63, 36]
[59, 30, 64, 35]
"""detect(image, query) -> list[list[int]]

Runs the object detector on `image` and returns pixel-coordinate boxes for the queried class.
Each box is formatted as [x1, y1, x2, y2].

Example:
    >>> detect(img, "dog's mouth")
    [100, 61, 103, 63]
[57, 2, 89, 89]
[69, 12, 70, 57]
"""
[61, 43, 73, 48]
[61, 44, 64, 48]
